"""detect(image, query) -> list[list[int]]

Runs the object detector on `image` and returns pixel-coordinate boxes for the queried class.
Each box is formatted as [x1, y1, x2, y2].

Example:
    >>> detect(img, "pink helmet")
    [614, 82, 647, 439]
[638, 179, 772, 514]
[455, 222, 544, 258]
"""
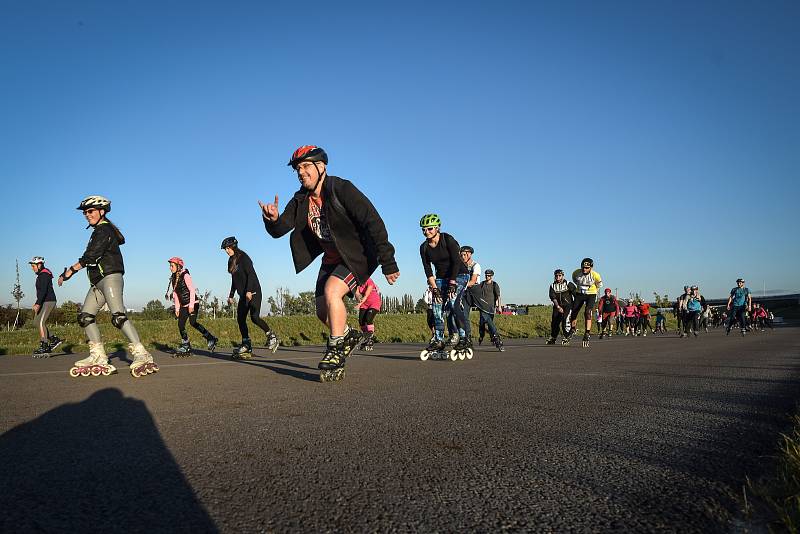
[168, 257, 184, 268]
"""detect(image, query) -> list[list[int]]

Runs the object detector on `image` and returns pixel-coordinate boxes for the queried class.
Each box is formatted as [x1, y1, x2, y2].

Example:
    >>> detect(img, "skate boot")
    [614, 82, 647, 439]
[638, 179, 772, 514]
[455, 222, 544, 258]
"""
[446, 333, 459, 348]
[174, 340, 192, 358]
[265, 331, 280, 354]
[205, 334, 218, 352]
[48, 335, 63, 352]
[359, 332, 374, 351]
[561, 331, 573, 346]
[599, 332, 605, 340]
[726, 326, 731, 335]
[741, 328, 747, 337]
[492, 335, 504, 352]
[582, 332, 590, 348]
[69, 341, 117, 377]
[420, 337, 446, 361]
[341, 328, 363, 358]
[33, 340, 52, 358]
[129, 342, 158, 377]
[319, 340, 347, 382]
[233, 338, 253, 359]
[545, 337, 556, 345]
[478, 336, 484, 346]
[680, 332, 686, 338]
[450, 336, 472, 361]
[693, 330, 698, 338]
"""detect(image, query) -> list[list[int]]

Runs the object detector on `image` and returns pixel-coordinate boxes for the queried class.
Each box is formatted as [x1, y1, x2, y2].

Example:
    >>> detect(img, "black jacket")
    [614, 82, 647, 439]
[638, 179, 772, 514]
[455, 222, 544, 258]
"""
[79, 220, 125, 286]
[172, 270, 193, 306]
[35, 268, 57, 306]
[228, 251, 261, 299]
[264, 175, 398, 286]
[549, 281, 575, 308]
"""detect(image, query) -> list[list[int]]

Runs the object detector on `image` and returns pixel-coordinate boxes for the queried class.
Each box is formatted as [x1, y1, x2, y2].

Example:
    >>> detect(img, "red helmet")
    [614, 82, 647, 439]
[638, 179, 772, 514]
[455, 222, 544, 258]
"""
[604, 288, 612, 294]
[168, 257, 184, 268]
[288, 145, 328, 168]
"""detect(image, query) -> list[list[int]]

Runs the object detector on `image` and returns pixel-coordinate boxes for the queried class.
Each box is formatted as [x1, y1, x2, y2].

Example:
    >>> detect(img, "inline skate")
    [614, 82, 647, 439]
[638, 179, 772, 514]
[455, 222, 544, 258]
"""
[582, 332, 590, 348]
[450, 335, 472, 361]
[205, 334, 218, 352]
[265, 331, 280, 354]
[491, 334, 504, 352]
[420, 337, 447, 361]
[129, 342, 159, 377]
[69, 341, 117, 377]
[173, 340, 192, 358]
[33, 340, 52, 358]
[233, 338, 253, 360]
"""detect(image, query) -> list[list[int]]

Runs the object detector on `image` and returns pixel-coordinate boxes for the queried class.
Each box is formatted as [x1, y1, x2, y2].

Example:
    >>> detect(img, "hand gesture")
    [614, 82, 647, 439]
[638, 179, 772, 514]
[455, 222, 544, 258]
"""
[33, 303, 40, 314]
[259, 195, 280, 222]
[246, 291, 253, 302]
[385, 271, 400, 285]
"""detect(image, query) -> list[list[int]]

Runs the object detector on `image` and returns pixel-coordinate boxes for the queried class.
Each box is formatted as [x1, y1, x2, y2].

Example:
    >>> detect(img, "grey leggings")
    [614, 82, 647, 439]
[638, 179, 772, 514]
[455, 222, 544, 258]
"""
[33, 301, 56, 341]
[81, 273, 141, 344]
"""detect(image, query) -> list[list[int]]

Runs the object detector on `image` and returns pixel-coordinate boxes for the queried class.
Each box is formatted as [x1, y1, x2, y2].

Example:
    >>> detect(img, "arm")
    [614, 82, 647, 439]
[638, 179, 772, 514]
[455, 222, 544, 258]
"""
[420, 243, 434, 281]
[35, 273, 49, 307]
[359, 283, 373, 305]
[549, 284, 558, 306]
[444, 235, 461, 283]
[339, 180, 398, 275]
[184, 273, 197, 312]
[242, 255, 259, 296]
[494, 282, 501, 310]
[229, 277, 235, 301]
[467, 263, 479, 287]
[172, 291, 180, 314]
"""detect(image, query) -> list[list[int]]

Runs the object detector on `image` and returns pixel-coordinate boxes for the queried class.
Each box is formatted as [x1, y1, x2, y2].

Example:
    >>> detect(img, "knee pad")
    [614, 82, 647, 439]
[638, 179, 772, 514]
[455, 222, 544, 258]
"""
[111, 312, 128, 329]
[77, 312, 96, 328]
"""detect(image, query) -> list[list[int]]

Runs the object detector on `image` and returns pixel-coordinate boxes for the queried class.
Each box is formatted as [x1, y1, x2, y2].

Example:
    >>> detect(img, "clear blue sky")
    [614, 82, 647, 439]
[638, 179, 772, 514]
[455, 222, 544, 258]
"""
[2, 1, 798, 309]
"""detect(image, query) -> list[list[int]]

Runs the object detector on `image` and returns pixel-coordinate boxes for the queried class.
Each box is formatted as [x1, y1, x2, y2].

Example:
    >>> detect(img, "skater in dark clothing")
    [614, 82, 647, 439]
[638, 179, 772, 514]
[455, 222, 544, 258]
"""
[547, 269, 575, 344]
[167, 257, 219, 356]
[29, 256, 62, 357]
[222, 237, 279, 358]
[260, 146, 399, 380]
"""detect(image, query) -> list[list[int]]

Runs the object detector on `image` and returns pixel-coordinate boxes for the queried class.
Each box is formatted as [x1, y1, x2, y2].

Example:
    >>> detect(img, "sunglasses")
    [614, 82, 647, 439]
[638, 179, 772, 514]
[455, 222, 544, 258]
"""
[422, 227, 437, 233]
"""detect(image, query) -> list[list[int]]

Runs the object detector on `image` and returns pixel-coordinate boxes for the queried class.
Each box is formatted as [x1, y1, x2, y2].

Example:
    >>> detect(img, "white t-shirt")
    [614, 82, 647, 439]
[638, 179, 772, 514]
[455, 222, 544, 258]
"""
[467, 261, 481, 283]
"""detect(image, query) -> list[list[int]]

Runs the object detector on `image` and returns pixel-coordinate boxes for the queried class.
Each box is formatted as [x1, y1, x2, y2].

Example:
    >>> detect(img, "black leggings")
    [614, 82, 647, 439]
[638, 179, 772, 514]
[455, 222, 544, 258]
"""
[237, 294, 272, 340]
[177, 306, 210, 341]
[359, 308, 378, 328]
[550, 307, 569, 338]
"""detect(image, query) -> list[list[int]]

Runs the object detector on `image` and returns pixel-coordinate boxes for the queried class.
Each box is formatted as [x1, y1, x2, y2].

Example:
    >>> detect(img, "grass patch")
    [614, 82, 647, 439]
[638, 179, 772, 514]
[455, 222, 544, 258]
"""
[0, 307, 682, 356]
[746, 414, 800, 532]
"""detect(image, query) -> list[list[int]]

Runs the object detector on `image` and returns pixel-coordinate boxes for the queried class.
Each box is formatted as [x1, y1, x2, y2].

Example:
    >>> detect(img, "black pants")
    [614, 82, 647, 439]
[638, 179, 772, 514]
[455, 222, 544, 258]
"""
[237, 293, 272, 340]
[683, 310, 700, 332]
[551, 307, 569, 338]
[177, 306, 210, 341]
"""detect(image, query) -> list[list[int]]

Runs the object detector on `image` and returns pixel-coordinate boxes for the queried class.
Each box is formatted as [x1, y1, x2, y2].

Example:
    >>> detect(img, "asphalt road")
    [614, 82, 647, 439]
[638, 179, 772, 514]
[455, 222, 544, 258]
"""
[1, 327, 798, 533]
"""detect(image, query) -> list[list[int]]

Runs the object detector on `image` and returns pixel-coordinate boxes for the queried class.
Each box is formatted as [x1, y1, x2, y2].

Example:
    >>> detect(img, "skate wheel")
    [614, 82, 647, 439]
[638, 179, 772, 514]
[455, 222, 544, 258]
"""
[102, 367, 113, 376]
[466, 349, 474, 360]
[420, 350, 429, 361]
[69, 367, 80, 378]
[80, 367, 91, 376]
[90, 367, 102, 377]
[457, 350, 466, 361]
[449, 350, 458, 361]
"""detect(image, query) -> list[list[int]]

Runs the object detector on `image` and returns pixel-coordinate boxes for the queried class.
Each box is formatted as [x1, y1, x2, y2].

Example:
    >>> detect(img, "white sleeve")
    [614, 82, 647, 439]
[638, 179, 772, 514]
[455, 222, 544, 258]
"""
[473, 262, 481, 278]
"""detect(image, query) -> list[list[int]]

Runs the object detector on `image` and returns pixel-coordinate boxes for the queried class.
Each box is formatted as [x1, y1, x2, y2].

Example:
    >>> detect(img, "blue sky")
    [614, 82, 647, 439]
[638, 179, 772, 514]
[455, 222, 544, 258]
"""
[2, 1, 798, 309]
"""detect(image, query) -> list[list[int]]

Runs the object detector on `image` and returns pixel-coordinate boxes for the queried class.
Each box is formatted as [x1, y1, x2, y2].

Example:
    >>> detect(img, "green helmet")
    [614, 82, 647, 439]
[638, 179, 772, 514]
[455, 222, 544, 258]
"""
[419, 213, 441, 228]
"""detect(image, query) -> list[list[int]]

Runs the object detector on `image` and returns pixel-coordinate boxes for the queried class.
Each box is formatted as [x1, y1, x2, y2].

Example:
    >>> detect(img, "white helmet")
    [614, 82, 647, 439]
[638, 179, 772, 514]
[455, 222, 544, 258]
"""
[29, 256, 45, 265]
[77, 195, 111, 213]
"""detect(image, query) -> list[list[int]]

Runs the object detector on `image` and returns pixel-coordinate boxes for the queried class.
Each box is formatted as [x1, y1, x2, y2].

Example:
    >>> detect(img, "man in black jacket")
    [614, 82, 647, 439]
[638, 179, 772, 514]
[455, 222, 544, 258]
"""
[260, 146, 399, 379]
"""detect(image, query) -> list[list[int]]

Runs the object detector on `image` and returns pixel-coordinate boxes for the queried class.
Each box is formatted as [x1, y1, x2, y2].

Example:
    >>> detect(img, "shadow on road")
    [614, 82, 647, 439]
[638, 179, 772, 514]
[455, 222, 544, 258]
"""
[0, 388, 218, 533]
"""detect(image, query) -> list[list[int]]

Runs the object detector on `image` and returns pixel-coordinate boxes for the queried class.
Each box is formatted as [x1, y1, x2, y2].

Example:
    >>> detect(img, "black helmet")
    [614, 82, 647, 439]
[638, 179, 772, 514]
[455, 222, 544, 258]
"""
[581, 258, 593, 268]
[460, 245, 474, 254]
[77, 195, 111, 213]
[288, 145, 328, 169]
[736, 278, 745, 283]
[554, 269, 564, 276]
[485, 269, 494, 276]
[221, 236, 238, 249]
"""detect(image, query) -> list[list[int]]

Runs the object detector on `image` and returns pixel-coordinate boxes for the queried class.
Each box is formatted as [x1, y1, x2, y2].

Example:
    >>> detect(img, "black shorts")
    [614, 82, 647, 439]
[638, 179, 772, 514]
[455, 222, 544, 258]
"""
[315, 263, 358, 298]
[571, 293, 597, 318]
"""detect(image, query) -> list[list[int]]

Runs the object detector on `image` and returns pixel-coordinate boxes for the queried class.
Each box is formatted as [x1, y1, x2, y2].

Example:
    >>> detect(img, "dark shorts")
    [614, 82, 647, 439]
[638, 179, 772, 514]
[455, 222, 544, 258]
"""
[315, 263, 358, 298]
[571, 293, 597, 318]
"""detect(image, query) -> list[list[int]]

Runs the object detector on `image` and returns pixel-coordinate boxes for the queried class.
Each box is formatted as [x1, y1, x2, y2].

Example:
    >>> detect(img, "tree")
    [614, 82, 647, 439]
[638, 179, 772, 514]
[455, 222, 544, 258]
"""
[11, 259, 24, 330]
[142, 299, 169, 320]
[211, 296, 221, 319]
[652, 292, 671, 308]
[222, 296, 236, 317]
[415, 298, 428, 314]
[59, 301, 81, 324]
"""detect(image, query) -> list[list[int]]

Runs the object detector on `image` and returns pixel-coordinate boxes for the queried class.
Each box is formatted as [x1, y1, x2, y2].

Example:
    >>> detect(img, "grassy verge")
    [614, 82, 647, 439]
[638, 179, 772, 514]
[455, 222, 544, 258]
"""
[0, 307, 681, 356]
[745, 414, 800, 532]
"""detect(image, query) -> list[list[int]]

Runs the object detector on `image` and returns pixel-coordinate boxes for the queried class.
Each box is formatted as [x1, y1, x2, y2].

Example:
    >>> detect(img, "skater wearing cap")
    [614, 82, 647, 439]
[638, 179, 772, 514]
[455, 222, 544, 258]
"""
[221, 237, 279, 358]
[260, 146, 399, 381]
[166, 257, 219, 356]
[29, 256, 62, 357]
[475, 269, 503, 350]
[726, 278, 751, 336]
[57, 196, 156, 378]
[547, 269, 575, 344]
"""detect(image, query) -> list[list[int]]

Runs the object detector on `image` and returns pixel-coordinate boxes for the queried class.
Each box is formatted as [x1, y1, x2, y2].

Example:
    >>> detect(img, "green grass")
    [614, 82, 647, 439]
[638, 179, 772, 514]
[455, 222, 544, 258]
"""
[746, 414, 800, 532]
[0, 307, 682, 356]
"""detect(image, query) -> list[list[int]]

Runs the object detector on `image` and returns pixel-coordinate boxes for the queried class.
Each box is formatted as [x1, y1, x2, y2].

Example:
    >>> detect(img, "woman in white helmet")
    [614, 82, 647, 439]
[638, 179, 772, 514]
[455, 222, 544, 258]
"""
[58, 195, 158, 378]
[29, 256, 62, 357]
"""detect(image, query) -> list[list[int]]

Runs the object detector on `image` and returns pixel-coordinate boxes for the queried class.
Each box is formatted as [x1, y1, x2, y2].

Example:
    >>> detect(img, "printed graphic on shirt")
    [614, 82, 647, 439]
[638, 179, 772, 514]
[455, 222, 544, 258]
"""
[308, 196, 333, 243]
[572, 269, 602, 295]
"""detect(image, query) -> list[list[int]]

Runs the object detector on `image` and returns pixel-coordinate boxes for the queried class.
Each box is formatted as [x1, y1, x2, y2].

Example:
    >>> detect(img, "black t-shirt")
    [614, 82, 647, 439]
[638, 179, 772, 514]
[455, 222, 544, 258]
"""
[420, 233, 467, 280]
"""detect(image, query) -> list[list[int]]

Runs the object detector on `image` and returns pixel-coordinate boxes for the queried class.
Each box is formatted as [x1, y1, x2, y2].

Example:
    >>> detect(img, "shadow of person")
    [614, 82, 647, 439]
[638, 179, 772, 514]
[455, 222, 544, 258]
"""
[0, 388, 218, 533]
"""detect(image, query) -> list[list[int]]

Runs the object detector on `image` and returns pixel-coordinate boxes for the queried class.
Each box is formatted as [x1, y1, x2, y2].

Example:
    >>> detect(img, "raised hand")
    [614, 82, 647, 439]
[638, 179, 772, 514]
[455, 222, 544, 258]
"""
[259, 195, 280, 221]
